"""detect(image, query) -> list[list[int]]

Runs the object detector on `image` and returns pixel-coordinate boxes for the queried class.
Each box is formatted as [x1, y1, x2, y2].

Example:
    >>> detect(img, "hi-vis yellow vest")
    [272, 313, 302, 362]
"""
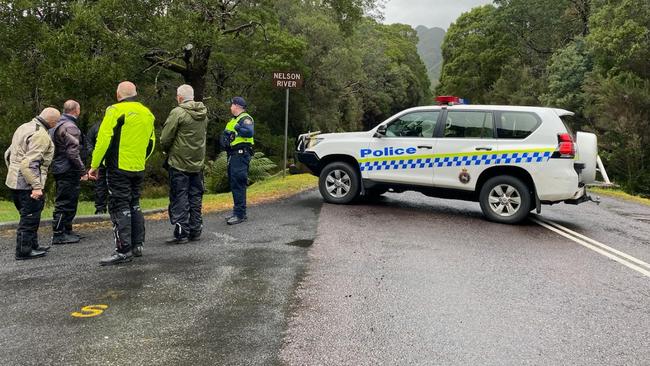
[225, 112, 254, 146]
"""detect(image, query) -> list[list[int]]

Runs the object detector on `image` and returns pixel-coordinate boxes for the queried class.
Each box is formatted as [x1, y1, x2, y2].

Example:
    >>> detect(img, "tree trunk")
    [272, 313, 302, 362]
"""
[183, 46, 211, 102]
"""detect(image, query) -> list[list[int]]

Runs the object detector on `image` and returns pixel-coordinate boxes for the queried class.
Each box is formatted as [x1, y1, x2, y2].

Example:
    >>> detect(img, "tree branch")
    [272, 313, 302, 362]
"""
[143, 50, 187, 74]
[222, 21, 260, 35]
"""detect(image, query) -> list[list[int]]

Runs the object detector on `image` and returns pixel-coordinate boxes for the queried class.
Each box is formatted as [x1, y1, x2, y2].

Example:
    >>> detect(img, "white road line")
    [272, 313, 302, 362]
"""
[530, 217, 650, 278]
[535, 216, 650, 271]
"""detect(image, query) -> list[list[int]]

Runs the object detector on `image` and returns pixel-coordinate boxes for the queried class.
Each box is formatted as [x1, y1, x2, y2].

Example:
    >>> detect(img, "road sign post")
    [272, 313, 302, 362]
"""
[284, 88, 289, 178]
[272, 72, 303, 178]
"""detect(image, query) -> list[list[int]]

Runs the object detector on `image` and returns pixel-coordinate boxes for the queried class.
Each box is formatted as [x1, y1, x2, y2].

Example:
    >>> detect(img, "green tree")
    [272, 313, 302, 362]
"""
[541, 38, 593, 124]
[436, 5, 515, 103]
[585, 0, 650, 194]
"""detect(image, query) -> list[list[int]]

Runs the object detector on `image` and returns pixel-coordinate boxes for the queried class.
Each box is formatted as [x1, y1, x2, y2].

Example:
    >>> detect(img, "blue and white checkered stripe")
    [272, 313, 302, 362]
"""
[359, 151, 552, 172]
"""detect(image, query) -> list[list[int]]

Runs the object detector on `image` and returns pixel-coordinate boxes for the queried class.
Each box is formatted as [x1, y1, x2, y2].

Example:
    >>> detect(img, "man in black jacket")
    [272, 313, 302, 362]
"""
[86, 120, 108, 214]
[50, 100, 88, 244]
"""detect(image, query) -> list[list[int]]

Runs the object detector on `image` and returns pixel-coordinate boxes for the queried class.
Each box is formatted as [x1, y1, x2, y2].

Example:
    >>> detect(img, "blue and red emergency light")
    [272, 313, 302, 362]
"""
[435, 96, 469, 105]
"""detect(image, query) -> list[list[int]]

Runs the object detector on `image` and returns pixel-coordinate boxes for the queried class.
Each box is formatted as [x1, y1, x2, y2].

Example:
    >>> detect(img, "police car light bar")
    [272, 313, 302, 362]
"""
[435, 96, 468, 105]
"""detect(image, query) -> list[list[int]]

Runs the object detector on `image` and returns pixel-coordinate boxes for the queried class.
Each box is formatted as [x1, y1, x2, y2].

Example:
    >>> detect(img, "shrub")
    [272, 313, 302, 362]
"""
[205, 152, 277, 194]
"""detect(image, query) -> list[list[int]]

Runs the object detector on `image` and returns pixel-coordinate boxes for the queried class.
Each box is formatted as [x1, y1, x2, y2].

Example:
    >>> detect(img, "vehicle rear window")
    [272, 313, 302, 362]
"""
[497, 112, 540, 139]
[559, 115, 576, 138]
[444, 111, 494, 138]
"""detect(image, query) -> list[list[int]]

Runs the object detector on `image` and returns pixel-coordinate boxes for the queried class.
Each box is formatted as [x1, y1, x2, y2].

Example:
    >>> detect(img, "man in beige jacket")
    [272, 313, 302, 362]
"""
[4, 107, 59, 260]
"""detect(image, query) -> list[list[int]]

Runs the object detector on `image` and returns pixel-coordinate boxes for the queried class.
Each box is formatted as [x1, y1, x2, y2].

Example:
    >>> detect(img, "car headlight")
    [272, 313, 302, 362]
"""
[306, 138, 324, 149]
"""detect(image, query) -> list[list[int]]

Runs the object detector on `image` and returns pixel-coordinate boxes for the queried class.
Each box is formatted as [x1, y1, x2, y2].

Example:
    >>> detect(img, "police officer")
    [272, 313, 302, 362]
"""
[50, 100, 87, 244]
[89, 81, 156, 266]
[4, 108, 59, 260]
[221, 97, 254, 225]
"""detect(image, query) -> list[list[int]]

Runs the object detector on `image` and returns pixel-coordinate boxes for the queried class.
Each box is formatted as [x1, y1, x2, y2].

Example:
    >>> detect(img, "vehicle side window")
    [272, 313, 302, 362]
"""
[444, 111, 494, 138]
[385, 111, 439, 138]
[497, 112, 541, 139]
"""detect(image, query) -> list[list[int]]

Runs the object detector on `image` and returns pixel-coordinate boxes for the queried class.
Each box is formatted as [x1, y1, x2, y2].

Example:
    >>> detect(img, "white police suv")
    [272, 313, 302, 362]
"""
[296, 98, 600, 224]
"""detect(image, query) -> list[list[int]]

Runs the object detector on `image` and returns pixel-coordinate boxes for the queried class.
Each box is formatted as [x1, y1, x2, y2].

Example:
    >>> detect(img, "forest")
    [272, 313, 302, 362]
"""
[0, 0, 430, 198]
[1, 0, 648, 198]
[437, 0, 650, 196]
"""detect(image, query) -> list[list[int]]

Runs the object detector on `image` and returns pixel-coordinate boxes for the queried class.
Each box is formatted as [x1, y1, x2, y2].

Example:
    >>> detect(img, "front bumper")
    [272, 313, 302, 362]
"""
[296, 151, 320, 175]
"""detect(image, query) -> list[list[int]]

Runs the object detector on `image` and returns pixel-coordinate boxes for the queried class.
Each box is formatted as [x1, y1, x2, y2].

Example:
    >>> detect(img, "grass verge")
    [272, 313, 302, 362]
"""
[0, 174, 318, 223]
[590, 187, 650, 207]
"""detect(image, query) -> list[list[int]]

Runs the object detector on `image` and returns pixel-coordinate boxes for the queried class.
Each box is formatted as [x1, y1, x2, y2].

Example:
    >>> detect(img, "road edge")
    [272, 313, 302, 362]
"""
[0, 188, 319, 231]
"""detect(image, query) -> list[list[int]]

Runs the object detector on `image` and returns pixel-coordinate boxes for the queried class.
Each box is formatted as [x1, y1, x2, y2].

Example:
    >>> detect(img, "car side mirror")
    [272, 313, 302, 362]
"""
[374, 125, 387, 138]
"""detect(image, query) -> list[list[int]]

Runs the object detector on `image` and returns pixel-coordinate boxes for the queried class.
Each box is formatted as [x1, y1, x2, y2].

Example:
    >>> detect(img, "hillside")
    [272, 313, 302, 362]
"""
[415, 25, 446, 90]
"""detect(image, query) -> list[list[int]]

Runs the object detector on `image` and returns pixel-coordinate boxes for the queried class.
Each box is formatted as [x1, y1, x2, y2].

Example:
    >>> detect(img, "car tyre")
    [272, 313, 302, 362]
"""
[319, 161, 360, 204]
[360, 187, 388, 202]
[365, 187, 388, 197]
[479, 175, 531, 224]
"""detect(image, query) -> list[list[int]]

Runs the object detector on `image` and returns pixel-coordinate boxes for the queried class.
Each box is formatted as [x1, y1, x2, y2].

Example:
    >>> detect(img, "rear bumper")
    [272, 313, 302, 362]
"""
[535, 159, 582, 201]
[541, 186, 591, 205]
[563, 186, 596, 205]
[296, 151, 320, 175]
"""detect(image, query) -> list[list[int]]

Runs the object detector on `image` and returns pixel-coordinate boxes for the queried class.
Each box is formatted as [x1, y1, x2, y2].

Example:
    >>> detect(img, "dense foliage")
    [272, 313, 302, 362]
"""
[206, 152, 277, 193]
[0, 0, 430, 198]
[437, 0, 650, 196]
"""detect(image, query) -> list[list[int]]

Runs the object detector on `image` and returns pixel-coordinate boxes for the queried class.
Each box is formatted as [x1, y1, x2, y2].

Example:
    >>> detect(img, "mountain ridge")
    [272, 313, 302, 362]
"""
[415, 25, 446, 90]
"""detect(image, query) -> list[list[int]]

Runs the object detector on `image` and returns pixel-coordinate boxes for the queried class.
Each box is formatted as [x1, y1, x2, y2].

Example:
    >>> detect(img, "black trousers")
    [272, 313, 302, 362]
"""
[106, 168, 145, 254]
[12, 190, 45, 256]
[168, 167, 204, 239]
[52, 170, 81, 234]
[228, 148, 252, 218]
[94, 167, 108, 212]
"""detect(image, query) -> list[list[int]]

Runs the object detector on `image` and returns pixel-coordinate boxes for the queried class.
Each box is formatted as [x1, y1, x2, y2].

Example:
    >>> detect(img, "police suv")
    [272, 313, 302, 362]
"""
[296, 98, 599, 224]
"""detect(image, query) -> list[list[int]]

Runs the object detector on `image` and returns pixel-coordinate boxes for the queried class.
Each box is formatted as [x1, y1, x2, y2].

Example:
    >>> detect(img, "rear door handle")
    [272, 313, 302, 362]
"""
[418, 145, 433, 149]
[475, 146, 493, 151]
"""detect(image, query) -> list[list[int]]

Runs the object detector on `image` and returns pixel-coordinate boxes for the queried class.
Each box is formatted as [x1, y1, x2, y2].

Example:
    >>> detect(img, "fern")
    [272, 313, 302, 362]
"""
[204, 151, 277, 193]
[249, 152, 277, 182]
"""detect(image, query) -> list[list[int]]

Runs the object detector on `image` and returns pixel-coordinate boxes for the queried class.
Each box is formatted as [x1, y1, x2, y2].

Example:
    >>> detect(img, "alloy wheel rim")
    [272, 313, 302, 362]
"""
[488, 184, 521, 217]
[325, 170, 351, 198]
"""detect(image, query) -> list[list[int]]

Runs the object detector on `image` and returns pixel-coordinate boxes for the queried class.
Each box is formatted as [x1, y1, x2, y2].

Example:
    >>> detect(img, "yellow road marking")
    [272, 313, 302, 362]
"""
[71, 304, 109, 318]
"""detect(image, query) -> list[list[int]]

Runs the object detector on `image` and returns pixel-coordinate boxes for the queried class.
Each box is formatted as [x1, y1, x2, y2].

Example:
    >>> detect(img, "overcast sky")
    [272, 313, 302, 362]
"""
[383, 0, 493, 30]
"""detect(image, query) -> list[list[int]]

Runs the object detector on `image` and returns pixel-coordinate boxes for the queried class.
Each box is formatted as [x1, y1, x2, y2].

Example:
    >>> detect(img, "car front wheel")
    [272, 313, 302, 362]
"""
[479, 175, 532, 224]
[319, 161, 360, 204]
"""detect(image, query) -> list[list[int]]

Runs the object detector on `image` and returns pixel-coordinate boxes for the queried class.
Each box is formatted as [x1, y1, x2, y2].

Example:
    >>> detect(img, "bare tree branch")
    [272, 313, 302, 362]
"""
[222, 21, 261, 35]
[143, 50, 187, 74]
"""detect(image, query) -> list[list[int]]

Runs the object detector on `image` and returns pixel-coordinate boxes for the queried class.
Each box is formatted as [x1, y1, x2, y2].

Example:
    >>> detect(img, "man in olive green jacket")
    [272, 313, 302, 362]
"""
[160, 84, 208, 243]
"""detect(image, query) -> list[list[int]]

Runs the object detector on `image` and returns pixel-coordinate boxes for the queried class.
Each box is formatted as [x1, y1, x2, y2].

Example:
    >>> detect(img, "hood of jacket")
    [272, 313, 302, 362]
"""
[180, 101, 208, 120]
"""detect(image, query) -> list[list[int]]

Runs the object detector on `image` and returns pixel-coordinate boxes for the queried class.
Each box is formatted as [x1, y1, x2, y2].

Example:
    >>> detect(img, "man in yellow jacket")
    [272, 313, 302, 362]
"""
[4, 107, 59, 260]
[89, 81, 155, 266]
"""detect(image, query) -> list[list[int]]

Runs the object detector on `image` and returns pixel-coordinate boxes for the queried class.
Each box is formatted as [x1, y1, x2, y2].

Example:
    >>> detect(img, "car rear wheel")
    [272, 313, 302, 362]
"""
[479, 175, 531, 224]
[319, 161, 360, 204]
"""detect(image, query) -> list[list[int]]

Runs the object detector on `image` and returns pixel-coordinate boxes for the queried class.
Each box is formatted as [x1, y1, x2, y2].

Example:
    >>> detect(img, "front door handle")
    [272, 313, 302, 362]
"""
[475, 146, 493, 151]
[418, 145, 433, 149]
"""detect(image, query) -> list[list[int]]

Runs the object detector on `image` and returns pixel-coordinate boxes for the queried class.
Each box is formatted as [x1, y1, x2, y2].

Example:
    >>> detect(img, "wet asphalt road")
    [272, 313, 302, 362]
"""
[0, 192, 321, 366]
[1, 190, 649, 365]
[281, 192, 650, 365]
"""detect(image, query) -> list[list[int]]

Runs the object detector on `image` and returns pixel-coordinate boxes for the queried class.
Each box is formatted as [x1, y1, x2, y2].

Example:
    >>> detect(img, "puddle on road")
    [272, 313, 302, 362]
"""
[285, 239, 314, 248]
